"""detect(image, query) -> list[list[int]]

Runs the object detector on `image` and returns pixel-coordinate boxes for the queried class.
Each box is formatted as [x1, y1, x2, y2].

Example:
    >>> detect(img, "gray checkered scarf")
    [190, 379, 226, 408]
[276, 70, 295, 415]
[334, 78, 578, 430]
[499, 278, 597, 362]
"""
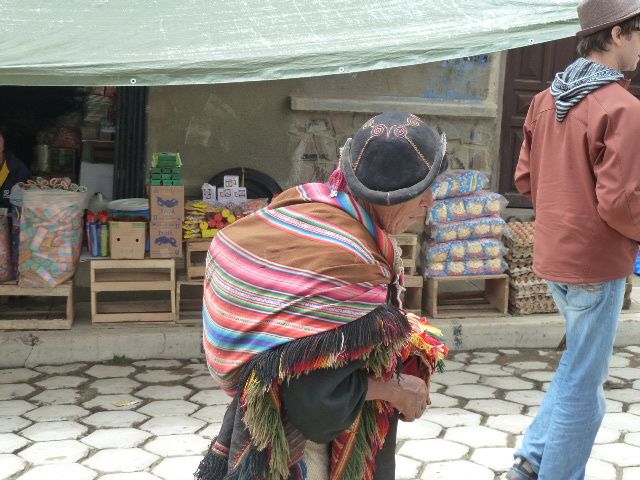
[551, 57, 623, 122]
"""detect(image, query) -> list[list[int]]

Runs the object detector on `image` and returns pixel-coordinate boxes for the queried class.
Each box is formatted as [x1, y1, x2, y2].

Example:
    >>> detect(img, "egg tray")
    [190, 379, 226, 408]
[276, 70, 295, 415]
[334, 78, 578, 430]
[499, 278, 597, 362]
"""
[505, 221, 535, 249]
[509, 273, 547, 288]
[509, 296, 558, 315]
[509, 284, 551, 299]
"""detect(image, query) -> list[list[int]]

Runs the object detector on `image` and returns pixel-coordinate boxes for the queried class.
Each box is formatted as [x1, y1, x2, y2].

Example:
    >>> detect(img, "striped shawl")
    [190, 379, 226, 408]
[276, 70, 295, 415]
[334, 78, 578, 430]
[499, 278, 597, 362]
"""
[197, 183, 446, 480]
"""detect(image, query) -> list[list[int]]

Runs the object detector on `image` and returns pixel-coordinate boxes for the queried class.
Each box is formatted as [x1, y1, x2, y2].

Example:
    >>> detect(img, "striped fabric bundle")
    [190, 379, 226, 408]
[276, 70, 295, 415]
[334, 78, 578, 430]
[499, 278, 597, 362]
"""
[198, 183, 446, 480]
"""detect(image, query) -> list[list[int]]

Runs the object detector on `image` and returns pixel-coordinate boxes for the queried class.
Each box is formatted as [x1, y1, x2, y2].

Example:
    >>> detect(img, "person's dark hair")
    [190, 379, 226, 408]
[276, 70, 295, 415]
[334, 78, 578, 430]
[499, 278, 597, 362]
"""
[578, 14, 640, 57]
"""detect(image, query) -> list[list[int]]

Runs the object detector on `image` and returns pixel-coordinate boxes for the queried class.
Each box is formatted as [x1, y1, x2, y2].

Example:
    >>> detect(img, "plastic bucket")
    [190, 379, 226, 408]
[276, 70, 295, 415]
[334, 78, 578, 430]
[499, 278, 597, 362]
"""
[108, 198, 150, 251]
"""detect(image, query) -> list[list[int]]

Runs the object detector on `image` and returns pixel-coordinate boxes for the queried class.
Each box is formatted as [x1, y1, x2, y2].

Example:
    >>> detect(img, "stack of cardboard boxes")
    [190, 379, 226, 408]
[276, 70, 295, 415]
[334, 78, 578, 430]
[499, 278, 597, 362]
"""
[150, 153, 184, 258]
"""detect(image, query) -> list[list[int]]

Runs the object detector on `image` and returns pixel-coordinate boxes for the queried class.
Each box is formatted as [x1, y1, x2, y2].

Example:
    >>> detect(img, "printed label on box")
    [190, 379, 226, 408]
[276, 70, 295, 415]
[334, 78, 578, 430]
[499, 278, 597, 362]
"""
[223, 175, 239, 188]
[202, 183, 217, 205]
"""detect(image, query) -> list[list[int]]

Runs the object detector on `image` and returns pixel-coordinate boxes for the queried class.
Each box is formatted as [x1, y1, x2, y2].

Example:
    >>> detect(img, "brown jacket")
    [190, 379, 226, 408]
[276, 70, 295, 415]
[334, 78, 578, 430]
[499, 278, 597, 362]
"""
[515, 80, 640, 284]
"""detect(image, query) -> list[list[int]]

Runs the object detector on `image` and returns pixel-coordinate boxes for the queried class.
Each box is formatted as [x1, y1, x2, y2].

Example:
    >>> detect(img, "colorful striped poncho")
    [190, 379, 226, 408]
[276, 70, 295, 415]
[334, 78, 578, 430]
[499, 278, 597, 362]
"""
[197, 183, 447, 480]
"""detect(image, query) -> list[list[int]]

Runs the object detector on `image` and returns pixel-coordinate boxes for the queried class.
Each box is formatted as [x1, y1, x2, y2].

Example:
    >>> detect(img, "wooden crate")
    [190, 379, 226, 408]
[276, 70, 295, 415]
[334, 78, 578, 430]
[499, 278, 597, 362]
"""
[185, 239, 211, 280]
[402, 274, 423, 316]
[423, 274, 509, 319]
[177, 277, 203, 324]
[0, 280, 74, 330]
[390, 233, 418, 275]
[90, 259, 176, 323]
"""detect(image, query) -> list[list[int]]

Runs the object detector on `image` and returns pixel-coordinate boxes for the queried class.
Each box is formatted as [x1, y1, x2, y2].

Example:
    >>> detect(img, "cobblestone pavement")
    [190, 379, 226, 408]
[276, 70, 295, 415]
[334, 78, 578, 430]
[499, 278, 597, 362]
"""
[1, 347, 640, 480]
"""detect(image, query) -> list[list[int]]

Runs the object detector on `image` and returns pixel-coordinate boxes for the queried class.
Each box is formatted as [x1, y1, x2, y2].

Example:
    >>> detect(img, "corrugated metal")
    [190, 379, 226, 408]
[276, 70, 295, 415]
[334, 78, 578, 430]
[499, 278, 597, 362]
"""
[113, 87, 148, 199]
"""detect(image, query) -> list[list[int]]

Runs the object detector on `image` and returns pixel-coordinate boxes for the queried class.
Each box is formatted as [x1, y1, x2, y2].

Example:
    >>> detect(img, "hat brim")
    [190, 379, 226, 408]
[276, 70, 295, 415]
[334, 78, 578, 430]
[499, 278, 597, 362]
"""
[342, 137, 446, 206]
[577, 7, 640, 37]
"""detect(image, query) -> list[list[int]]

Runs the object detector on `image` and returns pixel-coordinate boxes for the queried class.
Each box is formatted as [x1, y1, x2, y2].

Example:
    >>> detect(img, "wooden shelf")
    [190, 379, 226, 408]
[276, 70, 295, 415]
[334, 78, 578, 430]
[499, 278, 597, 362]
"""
[0, 281, 74, 330]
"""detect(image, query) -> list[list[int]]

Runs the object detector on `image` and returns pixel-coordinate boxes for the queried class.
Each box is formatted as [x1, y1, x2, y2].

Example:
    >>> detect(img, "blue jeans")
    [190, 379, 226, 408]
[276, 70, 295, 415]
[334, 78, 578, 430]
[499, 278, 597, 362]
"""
[516, 278, 626, 480]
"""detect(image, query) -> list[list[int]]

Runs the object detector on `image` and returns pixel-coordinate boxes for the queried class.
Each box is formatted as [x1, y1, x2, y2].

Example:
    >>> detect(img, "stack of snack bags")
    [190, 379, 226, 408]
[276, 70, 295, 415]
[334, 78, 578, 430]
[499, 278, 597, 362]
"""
[505, 220, 558, 315]
[423, 170, 508, 277]
[183, 198, 270, 240]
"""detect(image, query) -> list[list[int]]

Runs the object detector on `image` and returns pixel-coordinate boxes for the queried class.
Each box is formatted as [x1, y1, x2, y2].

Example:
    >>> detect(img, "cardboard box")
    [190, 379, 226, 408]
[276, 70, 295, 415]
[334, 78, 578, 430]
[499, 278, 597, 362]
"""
[150, 221, 182, 258]
[110, 221, 146, 259]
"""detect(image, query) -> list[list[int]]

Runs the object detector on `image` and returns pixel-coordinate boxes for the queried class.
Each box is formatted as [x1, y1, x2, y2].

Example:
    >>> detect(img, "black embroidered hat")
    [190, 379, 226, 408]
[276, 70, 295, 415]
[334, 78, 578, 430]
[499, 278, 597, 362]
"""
[338, 112, 447, 206]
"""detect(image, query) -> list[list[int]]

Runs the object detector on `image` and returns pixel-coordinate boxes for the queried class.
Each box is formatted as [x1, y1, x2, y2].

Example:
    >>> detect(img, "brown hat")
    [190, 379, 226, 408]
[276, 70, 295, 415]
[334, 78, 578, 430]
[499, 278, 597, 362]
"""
[577, 0, 640, 37]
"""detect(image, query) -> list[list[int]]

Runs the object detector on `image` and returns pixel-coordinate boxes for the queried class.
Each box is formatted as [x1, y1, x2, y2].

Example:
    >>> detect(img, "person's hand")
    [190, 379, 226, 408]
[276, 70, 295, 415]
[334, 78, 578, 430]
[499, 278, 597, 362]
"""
[390, 374, 430, 422]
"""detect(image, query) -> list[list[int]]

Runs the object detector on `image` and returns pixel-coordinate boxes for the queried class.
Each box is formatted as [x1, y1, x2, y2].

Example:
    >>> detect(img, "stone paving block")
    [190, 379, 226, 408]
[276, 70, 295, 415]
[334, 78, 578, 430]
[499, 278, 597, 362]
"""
[15, 463, 97, 480]
[442, 360, 464, 371]
[499, 349, 520, 355]
[602, 413, 640, 433]
[0, 400, 35, 416]
[470, 352, 499, 364]
[137, 386, 192, 401]
[19, 440, 90, 465]
[144, 434, 209, 456]
[83, 448, 159, 473]
[186, 375, 217, 390]
[466, 399, 523, 415]
[429, 382, 443, 393]
[82, 428, 151, 449]
[83, 394, 143, 411]
[192, 406, 228, 424]
[152, 455, 204, 480]
[504, 390, 545, 407]
[506, 361, 550, 370]
[624, 467, 640, 479]
[0, 369, 39, 384]
[135, 371, 185, 384]
[90, 378, 141, 395]
[399, 438, 468, 462]
[445, 384, 497, 400]
[138, 400, 198, 417]
[445, 425, 509, 448]
[526, 406, 540, 417]
[31, 389, 82, 405]
[486, 414, 532, 434]
[610, 368, 640, 381]
[630, 404, 640, 415]
[586, 457, 617, 480]
[181, 364, 209, 376]
[596, 427, 622, 444]
[0, 384, 35, 401]
[20, 421, 87, 441]
[522, 371, 555, 382]
[611, 356, 632, 368]
[197, 424, 221, 440]
[421, 460, 494, 480]
[82, 411, 148, 428]
[397, 420, 442, 440]
[0, 433, 28, 454]
[606, 376, 629, 388]
[394, 454, 421, 479]
[435, 371, 480, 387]
[606, 399, 624, 413]
[592, 443, 640, 467]
[189, 389, 228, 406]
[0, 454, 26, 479]
[429, 393, 459, 408]
[35, 375, 87, 389]
[0, 416, 31, 433]
[133, 360, 182, 369]
[34, 363, 87, 375]
[25, 405, 90, 422]
[452, 353, 470, 362]
[140, 416, 206, 436]
[626, 346, 640, 354]
[100, 474, 163, 480]
[481, 376, 534, 391]
[423, 408, 482, 428]
[85, 365, 136, 379]
[465, 364, 513, 377]
[634, 380, 640, 390]
[470, 447, 514, 472]
[605, 389, 640, 404]
[628, 432, 640, 447]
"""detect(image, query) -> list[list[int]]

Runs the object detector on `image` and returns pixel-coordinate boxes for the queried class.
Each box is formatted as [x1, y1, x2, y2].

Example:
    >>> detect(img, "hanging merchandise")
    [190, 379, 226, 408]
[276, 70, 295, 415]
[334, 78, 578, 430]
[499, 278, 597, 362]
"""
[0, 210, 12, 282]
[18, 189, 87, 288]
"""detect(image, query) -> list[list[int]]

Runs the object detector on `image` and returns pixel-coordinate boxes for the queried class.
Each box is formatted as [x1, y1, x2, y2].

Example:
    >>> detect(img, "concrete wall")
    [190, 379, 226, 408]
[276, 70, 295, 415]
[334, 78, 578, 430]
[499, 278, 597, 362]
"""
[147, 53, 506, 198]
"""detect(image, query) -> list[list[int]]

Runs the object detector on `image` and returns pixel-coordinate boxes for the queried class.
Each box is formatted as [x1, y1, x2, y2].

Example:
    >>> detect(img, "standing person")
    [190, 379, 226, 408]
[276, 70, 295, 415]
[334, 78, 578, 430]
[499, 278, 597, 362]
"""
[196, 112, 449, 480]
[0, 127, 31, 209]
[507, 1, 640, 479]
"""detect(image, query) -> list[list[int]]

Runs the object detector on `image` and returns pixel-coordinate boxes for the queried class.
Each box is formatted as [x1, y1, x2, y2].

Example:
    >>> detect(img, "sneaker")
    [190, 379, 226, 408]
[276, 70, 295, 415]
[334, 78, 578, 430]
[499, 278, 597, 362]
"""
[505, 457, 538, 480]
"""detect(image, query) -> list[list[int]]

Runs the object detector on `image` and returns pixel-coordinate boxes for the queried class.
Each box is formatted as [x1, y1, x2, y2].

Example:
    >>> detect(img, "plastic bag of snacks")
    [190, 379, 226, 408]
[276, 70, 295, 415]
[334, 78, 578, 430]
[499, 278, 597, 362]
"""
[424, 239, 505, 263]
[426, 258, 507, 277]
[429, 216, 508, 243]
[0, 212, 12, 282]
[431, 170, 488, 200]
[18, 190, 87, 288]
[429, 191, 507, 224]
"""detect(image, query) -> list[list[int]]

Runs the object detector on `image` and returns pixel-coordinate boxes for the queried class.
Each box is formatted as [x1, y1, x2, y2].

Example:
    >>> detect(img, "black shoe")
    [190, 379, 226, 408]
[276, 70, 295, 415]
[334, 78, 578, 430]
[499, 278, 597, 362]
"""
[505, 457, 538, 480]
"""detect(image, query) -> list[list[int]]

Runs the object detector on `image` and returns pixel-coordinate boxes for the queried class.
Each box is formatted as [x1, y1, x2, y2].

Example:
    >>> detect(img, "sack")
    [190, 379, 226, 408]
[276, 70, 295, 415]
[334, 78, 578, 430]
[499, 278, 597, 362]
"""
[18, 190, 87, 288]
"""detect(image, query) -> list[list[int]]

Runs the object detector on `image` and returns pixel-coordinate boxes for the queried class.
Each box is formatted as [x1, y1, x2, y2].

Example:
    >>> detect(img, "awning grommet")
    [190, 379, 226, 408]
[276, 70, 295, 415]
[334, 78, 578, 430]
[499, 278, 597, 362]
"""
[130, 78, 137, 85]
